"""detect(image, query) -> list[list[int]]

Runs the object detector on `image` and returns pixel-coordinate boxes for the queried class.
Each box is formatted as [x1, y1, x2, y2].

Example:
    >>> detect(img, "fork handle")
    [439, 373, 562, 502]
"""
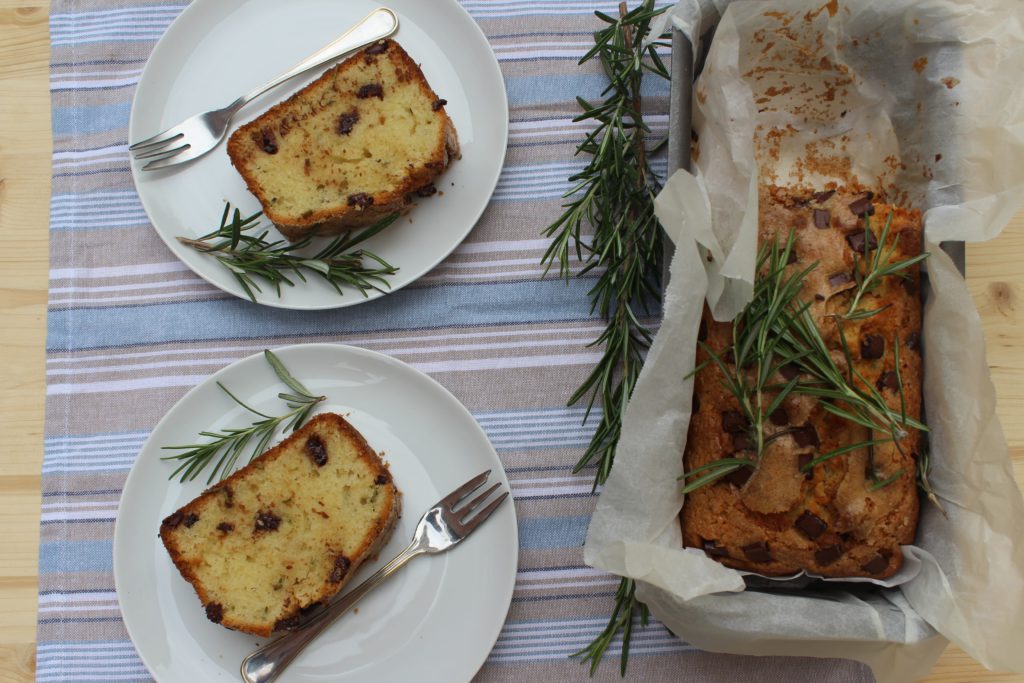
[240, 541, 423, 683]
[234, 7, 399, 111]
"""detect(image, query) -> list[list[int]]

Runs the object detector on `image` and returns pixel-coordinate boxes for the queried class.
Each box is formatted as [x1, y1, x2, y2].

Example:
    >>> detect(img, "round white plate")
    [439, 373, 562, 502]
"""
[114, 344, 517, 683]
[129, 0, 507, 310]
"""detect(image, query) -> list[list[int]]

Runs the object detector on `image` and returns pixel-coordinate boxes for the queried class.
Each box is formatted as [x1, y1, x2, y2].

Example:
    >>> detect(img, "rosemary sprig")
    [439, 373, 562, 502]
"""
[845, 212, 930, 319]
[161, 350, 325, 483]
[540, 1, 669, 675]
[179, 203, 399, 303]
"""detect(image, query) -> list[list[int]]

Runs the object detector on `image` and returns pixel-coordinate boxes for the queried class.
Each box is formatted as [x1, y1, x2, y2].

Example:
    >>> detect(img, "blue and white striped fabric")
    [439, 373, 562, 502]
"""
[39, 1, 875, 681]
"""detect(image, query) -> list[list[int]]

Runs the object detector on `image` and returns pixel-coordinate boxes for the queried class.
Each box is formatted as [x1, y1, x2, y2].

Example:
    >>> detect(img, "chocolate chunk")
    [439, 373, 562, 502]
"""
[741, 541, 772, 564]
[861, 552, 891, 574]
[860, 334, 885, 360]
[374, 472, 391, 485]
[780, 363, 801, 380]
[732, 433, 755, 451]
[306, 435, 328, 467]
[347, 192, 374, 209]
[184, 512, 199, 528]
[698, 318, 708, 341]
[829, 272, 853, 288]
[415, 184, 438, 197]
[255, 510, 281, 532]
[205, 603, 224, 623]
[337, 110, 360, 135]
[769, 405, 789, 426]
[906, 331, 921, 351]
[721, 410, 747, 433]
[848, 192, 875, 216]
[162, 511, 184, 529]
[216, 522, 234, 533]
[795, 511, 828, 540]
[813, 208, 831, 229]
[792, 423, 820, 448]
[724, 464, 753, 487]
[847, 230, 879, 254]
[432, 98, 448, 111]
[722, 348, 735, 364]
[274, 615, 302, 631]
[797, 453, 814, 479]
[329, 555, 351, 583]
[357, 83, 384, 100]
[814, 293, 826, 302]
[814, 545, 843, 566]
[902, 277, 919, 296]
[702, 540, 730, 558]
[692, 393, 700, 415]
[812, 189, 835, 203]
[259, 128, 278, 154]
[786, 248, 798, 265]
[365, 40, 389, 55]
[877, 370, 900, 392]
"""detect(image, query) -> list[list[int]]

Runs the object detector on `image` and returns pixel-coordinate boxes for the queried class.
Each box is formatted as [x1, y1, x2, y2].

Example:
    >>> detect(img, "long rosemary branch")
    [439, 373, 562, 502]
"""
[540, 0, 668, 675]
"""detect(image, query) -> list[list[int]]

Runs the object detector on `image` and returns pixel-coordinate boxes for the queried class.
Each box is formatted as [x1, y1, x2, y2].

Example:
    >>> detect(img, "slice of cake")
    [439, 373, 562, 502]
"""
[226, 39, 460, 241]
[159, 413, 401, 636]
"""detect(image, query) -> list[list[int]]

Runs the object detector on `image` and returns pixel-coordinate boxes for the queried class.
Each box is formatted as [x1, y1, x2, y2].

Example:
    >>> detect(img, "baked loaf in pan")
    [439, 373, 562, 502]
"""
[681, 186, 923, 579]
[227, 39, 460, 242]
[160, 413, 400, 636]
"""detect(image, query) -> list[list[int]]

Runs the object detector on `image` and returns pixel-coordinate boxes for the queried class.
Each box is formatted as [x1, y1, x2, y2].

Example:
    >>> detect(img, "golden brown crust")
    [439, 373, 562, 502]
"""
[681, 186, 922, 579]
[159, 413, 401, 636]
[226, 39, 459, 242]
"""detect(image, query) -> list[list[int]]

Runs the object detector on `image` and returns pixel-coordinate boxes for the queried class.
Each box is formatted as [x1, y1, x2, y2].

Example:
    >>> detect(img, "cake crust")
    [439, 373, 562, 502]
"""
[681, 186, 922, 579]
[227, 39, 460, 242]
[160, 413, 401, 636]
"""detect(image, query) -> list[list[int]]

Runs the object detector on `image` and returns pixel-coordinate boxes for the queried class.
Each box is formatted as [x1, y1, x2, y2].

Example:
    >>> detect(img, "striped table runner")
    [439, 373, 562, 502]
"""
[39, 1, 875, 680]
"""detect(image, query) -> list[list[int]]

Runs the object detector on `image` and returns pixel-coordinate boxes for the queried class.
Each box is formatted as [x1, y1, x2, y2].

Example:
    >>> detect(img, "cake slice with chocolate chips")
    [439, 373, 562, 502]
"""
[159, 413, 400, 636]
[227, 39, 459, 241]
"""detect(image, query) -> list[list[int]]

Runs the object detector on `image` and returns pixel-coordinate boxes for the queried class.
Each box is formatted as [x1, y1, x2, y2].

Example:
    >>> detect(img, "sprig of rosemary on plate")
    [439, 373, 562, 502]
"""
[540, 0, 668, 675]
[161, 350, 325, 483]
[178, 203, 399, 303]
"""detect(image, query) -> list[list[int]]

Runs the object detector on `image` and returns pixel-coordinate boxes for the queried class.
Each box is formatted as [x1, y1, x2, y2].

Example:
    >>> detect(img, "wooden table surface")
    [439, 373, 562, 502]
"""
[0, 3, 1021, 682]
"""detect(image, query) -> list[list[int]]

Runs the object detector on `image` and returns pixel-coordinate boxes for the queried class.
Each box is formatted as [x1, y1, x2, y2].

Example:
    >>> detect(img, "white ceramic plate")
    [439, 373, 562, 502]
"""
[113, 344, 518, 682]
[129, 0, 507, 310]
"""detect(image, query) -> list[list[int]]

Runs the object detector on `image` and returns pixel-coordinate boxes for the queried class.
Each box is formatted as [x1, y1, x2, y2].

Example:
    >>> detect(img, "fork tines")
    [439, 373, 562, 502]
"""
[440, 470, 509, 531]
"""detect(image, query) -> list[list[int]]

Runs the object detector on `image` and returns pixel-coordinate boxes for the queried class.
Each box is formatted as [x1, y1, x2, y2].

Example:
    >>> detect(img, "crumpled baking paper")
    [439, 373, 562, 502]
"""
[584, 1, 1024, 681]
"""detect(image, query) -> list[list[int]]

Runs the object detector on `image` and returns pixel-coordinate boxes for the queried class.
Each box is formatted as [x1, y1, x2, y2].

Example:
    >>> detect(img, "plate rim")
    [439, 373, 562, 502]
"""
[128, 0, 509, 311]
[112, 341, 518, 682]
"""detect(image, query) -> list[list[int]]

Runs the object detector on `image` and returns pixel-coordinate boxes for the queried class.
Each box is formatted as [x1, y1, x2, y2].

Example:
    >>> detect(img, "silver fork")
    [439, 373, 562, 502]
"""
[129, 7, 399, 171]
[239, 470, 510, 683]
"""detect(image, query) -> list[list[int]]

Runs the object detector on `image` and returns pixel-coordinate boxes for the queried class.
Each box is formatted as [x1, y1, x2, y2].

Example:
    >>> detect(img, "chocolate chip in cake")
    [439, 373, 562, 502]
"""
[861, 552, 891, 574]
[365, 40, 389, 55]
[692, 393, 700, 415]
[813, 208, 831, 229]
[721, 410, 747, 433]
[163, 511, 184, 529]
[876, 371, 900, 392]
[205, 603, 224, 623]
[741, 541, 772, 564]
[724, 465, 753, 487]
[305, 435, 328, 467]
[814, 293, 826, 302]
[797, 453, 814, 480]
[329, 555, 352, 583]
[274, 615, 302, 631]
[786, 248, 798, 265]
[732, 433, 755, 451]
[702, 540, 730, 558]
[829, 272, 853, 288]
[768, 405, 788, 426]
[432, 98, 448, 111]
[216, 522, 234, 534]
[255, 510, 281, 532]
[357, 83, 384, 100]
[374, 472, 391, 486]
[860, 333, 885, 360]
[416, 183, 438, 197]
[792, 424, 820, 448]
[848, 192, 875, 217]
[259, 128, 278, 154]
[698, 318, 708, 341]
[337, 110, 360, 135]
[814, 545, 843, 566]
[780, 363, 800, 380]
[723, 348, 735, 364]
[184, 512, 199, 528]
[847, 230, 879, 254]
[347, 193, 374, 209]
[812, 189, 835, 203]
[795, 511, 828, 540]
[906, 331, 921, 350]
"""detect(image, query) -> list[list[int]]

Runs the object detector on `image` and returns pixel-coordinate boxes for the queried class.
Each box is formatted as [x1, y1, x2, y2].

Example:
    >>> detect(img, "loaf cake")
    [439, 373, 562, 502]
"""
[227, 39, 460, 241]
[681, 186, 923, 579]
[160, 413, 400, 636]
